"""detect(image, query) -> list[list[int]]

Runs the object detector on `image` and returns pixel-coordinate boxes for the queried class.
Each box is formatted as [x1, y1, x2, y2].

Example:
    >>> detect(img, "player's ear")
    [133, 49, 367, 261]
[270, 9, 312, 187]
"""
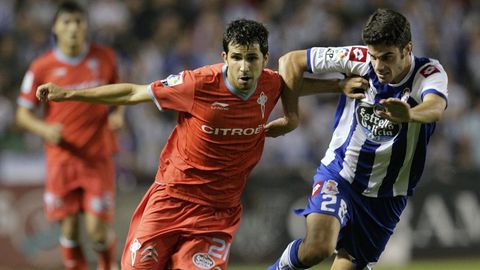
[405, 42, 412, 56]
[221, 51, 228, 64]
[263, 52, 269, 67]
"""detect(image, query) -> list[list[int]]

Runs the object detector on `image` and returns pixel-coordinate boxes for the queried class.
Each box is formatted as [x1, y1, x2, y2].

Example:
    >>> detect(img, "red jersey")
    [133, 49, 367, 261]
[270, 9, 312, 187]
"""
[17, 44, 119, 162]
[148, 63, 283, 208]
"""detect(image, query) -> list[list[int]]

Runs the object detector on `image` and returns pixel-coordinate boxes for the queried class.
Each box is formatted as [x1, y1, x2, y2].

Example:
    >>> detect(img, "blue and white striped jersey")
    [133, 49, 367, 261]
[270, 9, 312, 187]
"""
[307, 46, 448, 197]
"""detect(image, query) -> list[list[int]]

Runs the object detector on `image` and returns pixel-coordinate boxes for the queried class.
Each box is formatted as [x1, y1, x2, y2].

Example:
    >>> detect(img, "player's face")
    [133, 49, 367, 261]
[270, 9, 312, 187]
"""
[52, 12, 87, 54]
[222, 42, 268, 92]
[368, 42, 412, 84]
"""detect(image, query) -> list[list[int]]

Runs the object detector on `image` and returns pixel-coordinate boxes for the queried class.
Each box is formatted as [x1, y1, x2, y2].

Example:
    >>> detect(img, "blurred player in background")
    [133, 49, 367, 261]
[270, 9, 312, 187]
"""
[15, 1, 123, 269]
[268, 8, 448, 270]
[35, 18, 364, 270]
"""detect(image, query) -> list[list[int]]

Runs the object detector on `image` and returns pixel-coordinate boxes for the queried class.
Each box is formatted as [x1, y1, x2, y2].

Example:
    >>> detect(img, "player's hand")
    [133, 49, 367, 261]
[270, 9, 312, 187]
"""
[42, 123, 63, 145]
[339, 76, 368, 99]
[377, 98, 411, 123]
[36, 83, 67, 102]
[265, 117, 298, 138]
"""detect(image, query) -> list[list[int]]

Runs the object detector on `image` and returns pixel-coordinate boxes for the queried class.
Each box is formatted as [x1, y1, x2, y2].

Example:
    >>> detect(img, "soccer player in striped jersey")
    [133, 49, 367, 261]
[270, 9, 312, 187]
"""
[16, 1, 122, 269]
[268, 8, 448, 270]
[35, 18, 363, 270]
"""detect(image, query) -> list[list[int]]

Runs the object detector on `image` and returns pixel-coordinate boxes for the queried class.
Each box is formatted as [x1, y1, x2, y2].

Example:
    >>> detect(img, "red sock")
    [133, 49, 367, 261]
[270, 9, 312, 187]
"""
[60, 238, 88, 270]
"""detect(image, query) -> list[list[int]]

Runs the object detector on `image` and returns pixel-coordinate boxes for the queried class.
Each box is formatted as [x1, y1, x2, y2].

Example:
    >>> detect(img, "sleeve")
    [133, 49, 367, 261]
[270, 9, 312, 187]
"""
[17, 64, 42, 110]
[308, 46, 370, 76]
[147, 70, 196, 113]
[418, 60, 448, 103]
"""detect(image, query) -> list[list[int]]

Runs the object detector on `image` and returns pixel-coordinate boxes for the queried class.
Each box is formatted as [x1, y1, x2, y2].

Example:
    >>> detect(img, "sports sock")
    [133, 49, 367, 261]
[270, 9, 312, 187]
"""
[270, 239, 309, 270]
[60, 237, 88, 270]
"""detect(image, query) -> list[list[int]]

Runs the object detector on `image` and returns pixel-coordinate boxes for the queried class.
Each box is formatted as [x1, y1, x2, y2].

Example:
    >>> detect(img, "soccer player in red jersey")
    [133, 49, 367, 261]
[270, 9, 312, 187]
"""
[16, 1, 122, 269]
[36, 18, 363, 269]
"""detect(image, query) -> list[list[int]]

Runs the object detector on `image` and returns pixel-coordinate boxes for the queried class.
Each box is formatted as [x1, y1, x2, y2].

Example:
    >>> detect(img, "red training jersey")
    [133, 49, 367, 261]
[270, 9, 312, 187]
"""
[17, 43, 119, 162]
[149, 63, 283, 208]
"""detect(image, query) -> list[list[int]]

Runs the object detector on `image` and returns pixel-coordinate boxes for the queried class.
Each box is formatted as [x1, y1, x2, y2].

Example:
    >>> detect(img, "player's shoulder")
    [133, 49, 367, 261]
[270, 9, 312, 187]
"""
[414, 56, 447, 81]
[88, 43, 117, 66]
[260, 68, 282, 84]
[29, 49, 56, 70]
[190, 63, 223, 83]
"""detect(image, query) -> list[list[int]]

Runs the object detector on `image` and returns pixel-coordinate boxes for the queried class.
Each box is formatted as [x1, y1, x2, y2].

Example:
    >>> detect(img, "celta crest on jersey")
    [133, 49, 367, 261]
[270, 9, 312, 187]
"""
[129, 239, 142, 266]
[161, 72, 184, 86]
[257, 91, 267, 118]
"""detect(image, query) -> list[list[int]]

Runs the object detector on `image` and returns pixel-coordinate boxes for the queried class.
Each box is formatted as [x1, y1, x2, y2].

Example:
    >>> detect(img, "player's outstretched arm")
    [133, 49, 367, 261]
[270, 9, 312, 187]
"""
[378, 93, 446, 124]
[36, 83, 151, 105]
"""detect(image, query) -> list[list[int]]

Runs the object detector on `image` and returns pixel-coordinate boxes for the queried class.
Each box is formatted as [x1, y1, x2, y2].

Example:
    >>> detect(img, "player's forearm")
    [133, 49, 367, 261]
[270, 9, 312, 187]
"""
[410, 97, 446, 123]
[300, 78, 342, 96]
[16, 107, 50, 137]
[65, 83, 145, 105]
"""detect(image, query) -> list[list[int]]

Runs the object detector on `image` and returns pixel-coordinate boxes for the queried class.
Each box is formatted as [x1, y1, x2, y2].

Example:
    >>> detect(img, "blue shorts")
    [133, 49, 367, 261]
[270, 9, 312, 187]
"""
[295, 166, 407, 268]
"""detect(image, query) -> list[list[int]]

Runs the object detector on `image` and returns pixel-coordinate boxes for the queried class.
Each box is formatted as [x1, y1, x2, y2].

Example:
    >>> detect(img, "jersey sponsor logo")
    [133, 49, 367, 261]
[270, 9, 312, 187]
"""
[140, 246, 159, 263]
[129, 238, 142, 266]
[312, 182, 323, 196]
[420, 64, 440, 77]
[161, 72, 184, 86]
[356, 101, 401, 142]
[257, 92, 268, 118]
[201, 124, 264, 136]
[192, 253, 215, 269]
[349, 47, 368, 62]
[52, 67, 67, 77]
[211, 101, 230, 110]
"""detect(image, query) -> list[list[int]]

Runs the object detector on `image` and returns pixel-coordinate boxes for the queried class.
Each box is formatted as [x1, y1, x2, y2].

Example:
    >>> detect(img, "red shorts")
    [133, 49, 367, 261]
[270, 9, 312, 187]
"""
[44, 157, 115, 222]
[121, 183, 242, 270]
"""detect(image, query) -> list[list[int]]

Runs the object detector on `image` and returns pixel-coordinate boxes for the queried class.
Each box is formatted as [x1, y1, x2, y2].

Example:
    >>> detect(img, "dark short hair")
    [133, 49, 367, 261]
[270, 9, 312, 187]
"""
[223, 19, 269, 56]
[52, 0, 86, 25]
[362, 8, 411, 49]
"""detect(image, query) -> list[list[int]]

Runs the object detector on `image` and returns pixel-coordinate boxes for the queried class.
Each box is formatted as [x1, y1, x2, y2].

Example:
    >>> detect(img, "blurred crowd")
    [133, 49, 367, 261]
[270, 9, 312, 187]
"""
[1, 0, 479, 185]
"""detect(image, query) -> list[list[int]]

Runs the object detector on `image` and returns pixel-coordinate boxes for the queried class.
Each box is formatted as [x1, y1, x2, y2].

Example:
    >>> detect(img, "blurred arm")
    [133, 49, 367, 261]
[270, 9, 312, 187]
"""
[37, 83, 151, 105]
[16, 106, 63, 144]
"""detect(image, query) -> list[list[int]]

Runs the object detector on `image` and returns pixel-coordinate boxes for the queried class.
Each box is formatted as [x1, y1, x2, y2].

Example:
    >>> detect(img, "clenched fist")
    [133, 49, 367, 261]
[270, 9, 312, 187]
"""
[36, 83, 68, 102]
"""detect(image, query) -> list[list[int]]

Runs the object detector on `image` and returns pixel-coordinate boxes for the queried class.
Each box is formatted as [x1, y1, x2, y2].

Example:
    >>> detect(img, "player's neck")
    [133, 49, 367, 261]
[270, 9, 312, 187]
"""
[58, 43, 85, 57]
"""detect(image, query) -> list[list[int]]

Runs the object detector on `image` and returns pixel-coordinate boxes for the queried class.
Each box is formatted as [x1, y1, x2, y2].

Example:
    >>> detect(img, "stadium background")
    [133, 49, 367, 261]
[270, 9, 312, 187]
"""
[0, 0, 479, 269]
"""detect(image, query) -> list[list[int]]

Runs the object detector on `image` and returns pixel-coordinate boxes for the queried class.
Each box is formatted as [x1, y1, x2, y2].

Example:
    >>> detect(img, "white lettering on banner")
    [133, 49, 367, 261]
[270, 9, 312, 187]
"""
[412, 191, 480, 248]
[455, 192, 480, 240]
[201, 124, 264, 136]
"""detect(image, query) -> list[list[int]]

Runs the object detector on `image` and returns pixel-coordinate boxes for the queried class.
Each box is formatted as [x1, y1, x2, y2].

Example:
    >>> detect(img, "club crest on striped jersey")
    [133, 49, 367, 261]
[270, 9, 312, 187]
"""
[356, 101, 401, 142]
